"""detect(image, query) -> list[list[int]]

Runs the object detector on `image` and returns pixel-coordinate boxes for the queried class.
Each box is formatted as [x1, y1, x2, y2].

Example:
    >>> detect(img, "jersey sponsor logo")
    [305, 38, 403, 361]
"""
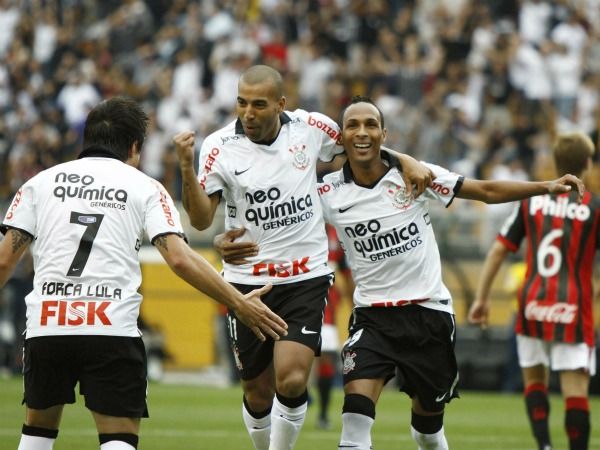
[220, 135, 243, 145]
[53, 172, 128, 206]
[289, 144, 309, 170]
[529, 195, 590, 221]
[524, 300, 578, 324]
[372, 298, 429, 307]
[158, 190, 176, 226]
[431, 182, 451, 196]
[227, 205, 237, 218]
[338, 205, 355, 213]
[5, 188, 22, 220]
[307, 115, 341, 142]
[252, 257, 310, 277]
[245, 187, 314, 230]
[202, 147, 220, 175]
[40, 300, 112, 326]
[344, 219, 422, 261]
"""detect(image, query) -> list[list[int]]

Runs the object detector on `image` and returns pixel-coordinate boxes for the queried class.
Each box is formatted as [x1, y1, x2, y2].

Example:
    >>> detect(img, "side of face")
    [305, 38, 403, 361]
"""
[236, 80, 286, 142]
[341, 102, 387, 165]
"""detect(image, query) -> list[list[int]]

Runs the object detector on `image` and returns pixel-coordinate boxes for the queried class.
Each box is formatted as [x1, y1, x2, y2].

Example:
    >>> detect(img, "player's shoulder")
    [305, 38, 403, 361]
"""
[318, 169, 346, 198]
[203, 118, 241, 147]
[288, 109, 339, 131]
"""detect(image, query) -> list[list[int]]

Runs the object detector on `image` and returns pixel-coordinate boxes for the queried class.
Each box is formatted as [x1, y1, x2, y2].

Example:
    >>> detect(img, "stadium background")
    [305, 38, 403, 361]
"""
[1, 0, 600, 393]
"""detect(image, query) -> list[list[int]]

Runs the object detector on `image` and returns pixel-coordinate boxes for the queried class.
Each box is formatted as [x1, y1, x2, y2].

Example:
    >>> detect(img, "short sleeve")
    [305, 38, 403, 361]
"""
[1, 182, 36, 237]
[197, 135, 226, 197]
[145, 181, 186, 243]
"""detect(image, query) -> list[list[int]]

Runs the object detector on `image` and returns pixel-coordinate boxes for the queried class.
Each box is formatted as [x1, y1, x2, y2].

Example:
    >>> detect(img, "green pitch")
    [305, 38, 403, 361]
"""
[1, 376, 598, 449]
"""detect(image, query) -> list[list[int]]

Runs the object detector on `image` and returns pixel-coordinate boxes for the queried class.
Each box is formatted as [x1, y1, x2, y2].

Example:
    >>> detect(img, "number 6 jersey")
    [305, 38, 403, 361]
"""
[498, 191, 600, 346]
[1, 152, 185, 338]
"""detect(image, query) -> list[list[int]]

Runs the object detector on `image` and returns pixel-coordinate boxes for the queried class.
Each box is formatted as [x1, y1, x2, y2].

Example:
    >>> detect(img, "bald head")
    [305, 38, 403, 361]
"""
[240, 65, 284, 98]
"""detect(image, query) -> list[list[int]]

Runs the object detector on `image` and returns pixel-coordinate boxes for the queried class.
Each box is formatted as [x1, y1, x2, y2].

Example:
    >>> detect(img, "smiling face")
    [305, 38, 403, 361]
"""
[341, 101, 387, 167]
[236, 79, 286, 143]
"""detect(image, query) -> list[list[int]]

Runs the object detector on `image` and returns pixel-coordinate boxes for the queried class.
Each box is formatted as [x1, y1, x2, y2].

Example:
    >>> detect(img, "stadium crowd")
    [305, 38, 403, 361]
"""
[1, 0, 600, 205]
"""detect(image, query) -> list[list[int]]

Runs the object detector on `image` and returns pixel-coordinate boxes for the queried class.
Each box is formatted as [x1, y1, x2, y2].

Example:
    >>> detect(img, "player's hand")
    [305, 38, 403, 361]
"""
[173, 131, 196, 169]
[548, 174, 585, 201]
[467, 299, 490, 329]
[214, 228, 258, 265]
[236, 284, 288, 341]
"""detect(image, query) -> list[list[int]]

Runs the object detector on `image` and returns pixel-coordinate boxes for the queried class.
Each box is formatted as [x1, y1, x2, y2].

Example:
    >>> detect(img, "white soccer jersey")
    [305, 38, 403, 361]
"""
[319, 153, 464, 314]
[199, 109, 343, 284]
[1, 152, 185, 338]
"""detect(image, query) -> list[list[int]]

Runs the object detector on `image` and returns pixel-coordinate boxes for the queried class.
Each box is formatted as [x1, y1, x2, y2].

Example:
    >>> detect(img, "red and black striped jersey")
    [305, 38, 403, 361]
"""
[497, 190, 600, 345]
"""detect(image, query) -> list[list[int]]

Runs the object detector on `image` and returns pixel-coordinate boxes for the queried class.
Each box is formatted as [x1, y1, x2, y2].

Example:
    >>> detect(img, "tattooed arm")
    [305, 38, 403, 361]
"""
[0, 228, 33, 287]
[152, 233, 287, 341]
[172, 130, 220, 230]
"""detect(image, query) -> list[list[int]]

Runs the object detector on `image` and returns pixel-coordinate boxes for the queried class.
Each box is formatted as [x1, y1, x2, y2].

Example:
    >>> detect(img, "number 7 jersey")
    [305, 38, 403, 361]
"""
[498, 191, 600, 346]
[1, 155, 185, 338]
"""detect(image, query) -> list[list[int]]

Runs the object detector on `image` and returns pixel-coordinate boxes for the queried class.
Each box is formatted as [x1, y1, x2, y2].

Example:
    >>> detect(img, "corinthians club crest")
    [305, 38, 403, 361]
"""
[385, 181, 413, 210]
[289, 144, 309, 170]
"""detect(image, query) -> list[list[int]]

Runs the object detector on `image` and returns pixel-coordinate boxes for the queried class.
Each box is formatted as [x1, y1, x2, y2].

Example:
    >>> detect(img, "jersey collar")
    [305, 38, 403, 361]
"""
[342, 150, 402, 184]
[234, 112, 292, 136]
[78, 145, 122, 161]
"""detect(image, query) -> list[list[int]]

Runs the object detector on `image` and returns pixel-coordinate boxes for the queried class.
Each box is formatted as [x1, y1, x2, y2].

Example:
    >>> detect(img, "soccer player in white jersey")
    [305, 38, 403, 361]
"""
[0, 97, 287, 450]
[317, 96, 584, 450]
[173, 65, 432, 450]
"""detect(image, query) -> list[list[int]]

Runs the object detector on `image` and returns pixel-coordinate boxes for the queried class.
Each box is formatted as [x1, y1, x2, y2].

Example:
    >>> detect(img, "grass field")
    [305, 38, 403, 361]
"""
[1, 375, 599, 450]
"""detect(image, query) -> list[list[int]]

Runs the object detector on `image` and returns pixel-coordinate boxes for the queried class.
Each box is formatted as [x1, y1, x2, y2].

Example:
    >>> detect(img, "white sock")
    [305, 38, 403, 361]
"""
[338, 412, 374, 450]
[411, 425, 449, 450]
[243, 401, 271, 450]
[100, 442, 136, 450]
[18, 434, 55, 450]
[269, 396, 307, 450]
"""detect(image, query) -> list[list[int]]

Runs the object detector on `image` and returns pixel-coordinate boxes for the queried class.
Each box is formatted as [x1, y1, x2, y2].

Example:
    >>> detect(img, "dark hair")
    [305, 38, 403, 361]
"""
[83, 96, 149, 161]
[339, 95, 385, 129]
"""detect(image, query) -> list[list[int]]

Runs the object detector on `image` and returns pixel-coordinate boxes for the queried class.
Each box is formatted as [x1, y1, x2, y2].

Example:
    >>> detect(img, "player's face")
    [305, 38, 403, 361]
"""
[341, 102, 386, 166]
[236, 80, 286, 143]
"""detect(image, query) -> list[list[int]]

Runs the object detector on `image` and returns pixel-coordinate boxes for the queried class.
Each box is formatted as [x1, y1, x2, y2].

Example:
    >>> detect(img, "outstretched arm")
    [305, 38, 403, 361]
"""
[173, 131, 220, 230]
[468, 240, 511, 328]
[458, 174, 585, 204]
[0, 229, 33, 287]
[154, 233, 287, 341]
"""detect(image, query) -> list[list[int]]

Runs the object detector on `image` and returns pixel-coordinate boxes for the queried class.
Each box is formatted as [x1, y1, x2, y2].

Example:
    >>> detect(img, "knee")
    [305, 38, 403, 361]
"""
[244, 383, 276, 411]
[275, 368, 309, 397]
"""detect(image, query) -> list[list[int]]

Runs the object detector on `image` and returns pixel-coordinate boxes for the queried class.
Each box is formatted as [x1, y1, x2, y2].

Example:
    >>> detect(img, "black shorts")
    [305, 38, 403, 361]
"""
[22, 335, 148, 418]
[228, 275, 333, 380]
[341, 305, 459, 412]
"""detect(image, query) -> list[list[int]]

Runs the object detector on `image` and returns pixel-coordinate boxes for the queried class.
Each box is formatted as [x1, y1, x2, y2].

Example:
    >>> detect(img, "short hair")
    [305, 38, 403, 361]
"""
[83, 96, 149, 161]
[239, 65, 283, 98]
[339, 95, 385, 129]
[552, 132, 595, 177]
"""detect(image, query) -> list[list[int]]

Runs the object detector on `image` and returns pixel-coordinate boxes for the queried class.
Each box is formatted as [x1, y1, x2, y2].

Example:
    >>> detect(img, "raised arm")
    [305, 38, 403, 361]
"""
[173, 131, 220, 230]
[458, 174, 585, 204]
[153, 233, 287, 341]
[0, 228, 33, 287]
[468, 240, 511, 328]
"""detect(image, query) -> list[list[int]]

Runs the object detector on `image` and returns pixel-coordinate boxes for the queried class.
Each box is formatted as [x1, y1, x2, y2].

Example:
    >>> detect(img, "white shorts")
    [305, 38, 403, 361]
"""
[517, 335, 597, 376]
[320, 324, 339, 353]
